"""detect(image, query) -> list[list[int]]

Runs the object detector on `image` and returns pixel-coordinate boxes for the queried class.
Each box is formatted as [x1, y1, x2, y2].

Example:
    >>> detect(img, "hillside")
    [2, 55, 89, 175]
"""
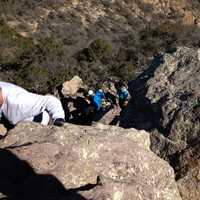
[1, 0, 200, 92]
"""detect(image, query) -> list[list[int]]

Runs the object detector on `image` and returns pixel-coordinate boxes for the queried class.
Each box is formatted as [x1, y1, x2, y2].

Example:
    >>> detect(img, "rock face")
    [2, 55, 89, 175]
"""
[93, 106, 121, 125]
[122, 47, 200, 200]
[0, 122, 181, 200]
[146, 47, 200, 143]
[123, 47, 200, 146]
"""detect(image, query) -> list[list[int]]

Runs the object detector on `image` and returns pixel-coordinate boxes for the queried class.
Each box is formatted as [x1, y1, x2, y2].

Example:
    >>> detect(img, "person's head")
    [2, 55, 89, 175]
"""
[115, 81, 126, 90]
[121, 86, 127, 92]
[95, 82, 103, 90]
[88, 90, 94, 96]
[77, 88, 86, 95]
[82, 89, 88, 97]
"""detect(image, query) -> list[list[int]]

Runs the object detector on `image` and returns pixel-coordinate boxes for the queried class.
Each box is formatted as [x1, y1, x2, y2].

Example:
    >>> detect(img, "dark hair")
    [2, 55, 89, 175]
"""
[114, 81, 125, 89]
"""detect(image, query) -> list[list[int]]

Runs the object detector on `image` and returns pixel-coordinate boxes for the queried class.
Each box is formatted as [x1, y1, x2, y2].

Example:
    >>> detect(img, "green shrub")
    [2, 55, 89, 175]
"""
[0, 19, 70, 93]
[0, 19, 34, 66]
[14, 64, 49, 93]
[139, 25, 177, 53]
[47, 67, 72, 90]
[80, 38, 112, 62]
[37, 37, 64, 58]
[109, 62, 136, 81]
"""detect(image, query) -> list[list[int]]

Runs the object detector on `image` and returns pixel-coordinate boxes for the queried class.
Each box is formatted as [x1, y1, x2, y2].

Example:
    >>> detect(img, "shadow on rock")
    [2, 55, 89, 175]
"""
[0, 149, 89, 200]
[119, 54, 168, 132]
[128, 54, 164, 97]
[119, 96, 154, 130]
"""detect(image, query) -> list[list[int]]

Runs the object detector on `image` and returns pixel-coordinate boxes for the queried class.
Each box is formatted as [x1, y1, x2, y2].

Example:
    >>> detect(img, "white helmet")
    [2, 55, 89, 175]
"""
[88, 90, 94, 96]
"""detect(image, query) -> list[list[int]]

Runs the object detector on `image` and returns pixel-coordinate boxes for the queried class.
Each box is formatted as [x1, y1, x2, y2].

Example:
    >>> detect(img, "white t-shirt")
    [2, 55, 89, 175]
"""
[0, 81, 65, 125]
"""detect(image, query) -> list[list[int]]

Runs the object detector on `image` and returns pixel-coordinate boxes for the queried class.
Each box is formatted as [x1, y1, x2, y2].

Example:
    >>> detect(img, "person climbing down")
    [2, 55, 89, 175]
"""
[104, 81, 118, 107]
[0, 81, 65, 128]
[88, 89, 94, 100]
[116, 82, 130, 109]
[81, 89, 96, 125]
[86, 89, 95, 114]
[71, 90, 90, 123]
[93, 89, 106, 111]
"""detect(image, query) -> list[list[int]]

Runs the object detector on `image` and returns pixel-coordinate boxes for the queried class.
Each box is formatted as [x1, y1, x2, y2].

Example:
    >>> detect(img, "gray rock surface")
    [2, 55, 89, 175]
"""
[146, 47, 200, 143]
[123, 47, 200, 142]
[93, 106, 121, 125]
[122, 47, 200, 200]
[123, 47, 200, 146]
[0, 122, 181, 200]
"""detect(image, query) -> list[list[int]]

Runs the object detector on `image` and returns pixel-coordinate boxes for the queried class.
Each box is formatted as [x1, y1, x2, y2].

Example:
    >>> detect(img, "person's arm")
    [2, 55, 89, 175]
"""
[124, 89, 130, 100]
[44, 95, 65, 121]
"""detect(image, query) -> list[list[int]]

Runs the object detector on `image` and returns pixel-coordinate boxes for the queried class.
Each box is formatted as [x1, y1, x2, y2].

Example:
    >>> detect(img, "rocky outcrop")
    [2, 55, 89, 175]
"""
[124, 47, 200, 144]
[0, 122, 181, 200]
[151, 133, 200, 200]
[62, 76, 84, 97]
[145, 47, 200, 143]
[122, 46, 200, 200]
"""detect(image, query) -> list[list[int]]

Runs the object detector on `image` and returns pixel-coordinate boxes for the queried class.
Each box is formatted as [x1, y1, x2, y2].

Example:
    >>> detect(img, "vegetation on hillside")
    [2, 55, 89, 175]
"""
[1, 0, 200, 93]
[0, 19, 71, 93]
[0, 18, 138, 92]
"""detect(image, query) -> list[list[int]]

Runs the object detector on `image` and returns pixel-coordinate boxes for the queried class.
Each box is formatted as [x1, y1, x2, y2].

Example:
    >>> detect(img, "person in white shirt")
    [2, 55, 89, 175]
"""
[0, 81, 65, 127]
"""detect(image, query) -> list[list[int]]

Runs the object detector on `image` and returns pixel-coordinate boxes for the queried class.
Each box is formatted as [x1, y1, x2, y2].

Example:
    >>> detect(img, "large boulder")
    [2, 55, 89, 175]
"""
[0, 122, 181, 200]
[62, 76, 84, 97]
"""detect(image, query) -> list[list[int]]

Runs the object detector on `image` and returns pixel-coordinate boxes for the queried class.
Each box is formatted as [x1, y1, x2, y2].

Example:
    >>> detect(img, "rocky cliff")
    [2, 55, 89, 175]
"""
[0, 122, 181, 200]
[123, 47, 200, 142]
[121, 47, 200, 200]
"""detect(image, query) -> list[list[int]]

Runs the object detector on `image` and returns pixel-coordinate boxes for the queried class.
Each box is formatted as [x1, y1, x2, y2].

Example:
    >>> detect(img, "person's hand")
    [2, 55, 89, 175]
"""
[53, 118, 65, 127]
[123, 100, 129, 107]
[106, 102, 111, 107]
